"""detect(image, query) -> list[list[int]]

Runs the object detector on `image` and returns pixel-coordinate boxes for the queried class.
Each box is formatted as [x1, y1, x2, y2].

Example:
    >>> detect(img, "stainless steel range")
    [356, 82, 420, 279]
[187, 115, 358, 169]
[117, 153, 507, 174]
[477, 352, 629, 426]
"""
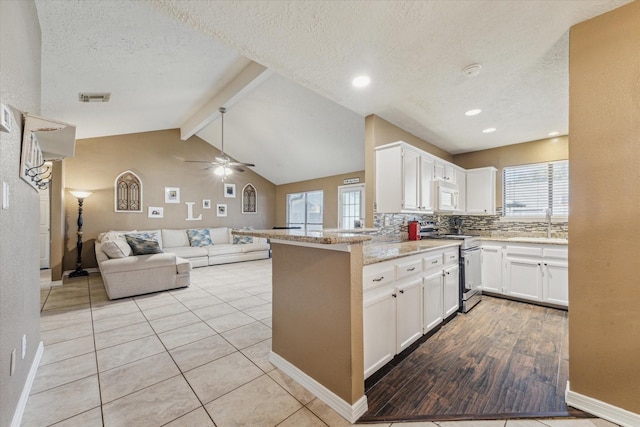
[419, 223, 482, 313]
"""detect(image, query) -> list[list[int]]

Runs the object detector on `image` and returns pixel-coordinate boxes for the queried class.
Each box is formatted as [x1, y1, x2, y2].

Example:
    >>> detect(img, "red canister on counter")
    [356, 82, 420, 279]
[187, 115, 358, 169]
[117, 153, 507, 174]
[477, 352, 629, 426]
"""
[408, 221, 421, 240]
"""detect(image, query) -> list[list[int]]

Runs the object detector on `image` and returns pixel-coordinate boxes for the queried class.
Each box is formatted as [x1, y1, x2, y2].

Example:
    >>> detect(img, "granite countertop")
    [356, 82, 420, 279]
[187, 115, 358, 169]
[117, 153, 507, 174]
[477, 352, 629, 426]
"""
[363, 240, 461, 265]
[232, 229, 372, 245]
[481, 236, 568, 245]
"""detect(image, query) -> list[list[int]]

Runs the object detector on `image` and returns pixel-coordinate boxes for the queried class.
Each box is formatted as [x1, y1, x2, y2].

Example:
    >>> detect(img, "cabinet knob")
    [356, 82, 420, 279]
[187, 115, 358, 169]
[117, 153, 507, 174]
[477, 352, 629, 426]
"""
[392, 293, 397, 298]
[399, 289, 405, 294]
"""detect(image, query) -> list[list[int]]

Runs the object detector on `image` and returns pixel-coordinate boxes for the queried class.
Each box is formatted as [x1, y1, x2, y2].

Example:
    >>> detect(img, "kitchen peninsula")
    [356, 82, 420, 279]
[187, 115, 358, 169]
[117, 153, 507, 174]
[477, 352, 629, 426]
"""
[232, 228, 461, 422]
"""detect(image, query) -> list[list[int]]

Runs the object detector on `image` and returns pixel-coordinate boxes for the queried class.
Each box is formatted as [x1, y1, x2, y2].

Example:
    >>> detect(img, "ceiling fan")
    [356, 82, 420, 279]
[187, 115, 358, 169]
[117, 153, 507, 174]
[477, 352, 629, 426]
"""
[185, 107, 255, 180]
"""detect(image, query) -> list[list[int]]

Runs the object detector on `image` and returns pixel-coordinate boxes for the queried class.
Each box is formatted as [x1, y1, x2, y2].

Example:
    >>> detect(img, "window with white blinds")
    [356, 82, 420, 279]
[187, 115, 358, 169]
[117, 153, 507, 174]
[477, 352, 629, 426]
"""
[503, 160, 569, 217]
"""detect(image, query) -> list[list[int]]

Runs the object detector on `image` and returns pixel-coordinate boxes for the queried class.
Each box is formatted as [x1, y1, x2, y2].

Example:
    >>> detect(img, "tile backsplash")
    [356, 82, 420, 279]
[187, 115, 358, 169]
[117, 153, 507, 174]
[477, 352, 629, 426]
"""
[369, 209, 568, 243]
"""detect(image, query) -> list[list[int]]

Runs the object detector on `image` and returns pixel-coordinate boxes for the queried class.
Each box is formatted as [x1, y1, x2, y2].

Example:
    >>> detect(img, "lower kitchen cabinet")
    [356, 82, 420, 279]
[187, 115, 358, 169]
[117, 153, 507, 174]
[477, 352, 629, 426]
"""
[481, 241, 568, 307]
[423, 271, 443, 333]
[363, 289, 396, 379]
[443, 265, 460, 317]
[396, 277, 424, 353]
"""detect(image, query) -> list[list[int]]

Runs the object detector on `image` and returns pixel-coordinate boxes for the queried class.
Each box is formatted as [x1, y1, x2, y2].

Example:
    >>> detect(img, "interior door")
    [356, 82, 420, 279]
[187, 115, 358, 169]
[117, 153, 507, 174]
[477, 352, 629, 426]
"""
[39, 187, 50, 269]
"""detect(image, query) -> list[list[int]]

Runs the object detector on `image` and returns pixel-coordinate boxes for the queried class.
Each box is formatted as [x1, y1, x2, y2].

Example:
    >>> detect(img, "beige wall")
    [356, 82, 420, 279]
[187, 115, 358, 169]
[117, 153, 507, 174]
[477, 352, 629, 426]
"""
[568, 0, 640, 415]
[60, 129, 276, 270]
[364, 114, 453, 226]
[453, 136, 569, 207]
[271, 242, 364, 404]
[0, 1, 43, 425]
[275, 170, 365, 228]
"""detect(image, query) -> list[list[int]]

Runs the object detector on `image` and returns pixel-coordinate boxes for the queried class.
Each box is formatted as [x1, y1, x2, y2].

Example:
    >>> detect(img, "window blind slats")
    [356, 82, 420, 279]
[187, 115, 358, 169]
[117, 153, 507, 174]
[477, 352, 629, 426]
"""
[503, 160, 568, 217]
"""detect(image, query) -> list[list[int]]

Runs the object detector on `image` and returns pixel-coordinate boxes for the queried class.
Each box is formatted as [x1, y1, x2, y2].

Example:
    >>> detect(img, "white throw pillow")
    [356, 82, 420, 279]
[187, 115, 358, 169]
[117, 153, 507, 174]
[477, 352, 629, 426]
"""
[101, 240, 131, 258]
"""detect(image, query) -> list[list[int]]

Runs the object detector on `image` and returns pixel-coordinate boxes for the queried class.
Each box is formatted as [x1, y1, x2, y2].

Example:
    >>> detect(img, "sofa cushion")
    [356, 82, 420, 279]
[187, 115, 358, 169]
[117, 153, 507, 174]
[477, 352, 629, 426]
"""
[187, 228, 213, 247]
[125, 232, 164, 255]
[240, 242, 270, 253]
[97, 230, 136, 243]
[101, 240, 130, 259]
[99, 253, 177, 274]
[164, 246, 209, 258]
[209, 227, 231, 245]
[232, 227, 254, 244]
[207, 244, 243, 256]
[162, 229, 190, 248]
[176, 257, 192, 274]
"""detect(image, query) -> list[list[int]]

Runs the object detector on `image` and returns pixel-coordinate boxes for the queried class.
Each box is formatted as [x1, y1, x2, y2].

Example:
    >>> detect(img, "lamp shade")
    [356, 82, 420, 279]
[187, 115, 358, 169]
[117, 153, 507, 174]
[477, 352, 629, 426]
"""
[69, 190, 93, 199]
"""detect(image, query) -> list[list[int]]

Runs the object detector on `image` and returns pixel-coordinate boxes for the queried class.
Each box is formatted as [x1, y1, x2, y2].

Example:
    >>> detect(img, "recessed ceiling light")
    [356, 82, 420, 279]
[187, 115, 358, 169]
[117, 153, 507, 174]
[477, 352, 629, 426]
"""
[548, 131, 560, 136]
[352, 75, 371, 88]
[482, 127, 496, 133]
[465, 109, 482, 116]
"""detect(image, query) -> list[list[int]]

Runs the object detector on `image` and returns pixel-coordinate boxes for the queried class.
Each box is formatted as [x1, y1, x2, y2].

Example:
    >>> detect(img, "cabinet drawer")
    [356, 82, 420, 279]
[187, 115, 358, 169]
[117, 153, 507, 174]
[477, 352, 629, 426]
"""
[395, 259, 423, 280]
[443, 249, 459, 265]
[423, 253, 443, 272]
[505, 245, 543, 257]
[543, 248, 568, 259]
[363, 267, 395, 291]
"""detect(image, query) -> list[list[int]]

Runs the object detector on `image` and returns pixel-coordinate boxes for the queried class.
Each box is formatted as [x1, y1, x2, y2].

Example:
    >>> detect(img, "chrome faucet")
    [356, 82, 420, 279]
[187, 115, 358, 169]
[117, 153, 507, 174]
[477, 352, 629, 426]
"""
[545, 208, 552, 238]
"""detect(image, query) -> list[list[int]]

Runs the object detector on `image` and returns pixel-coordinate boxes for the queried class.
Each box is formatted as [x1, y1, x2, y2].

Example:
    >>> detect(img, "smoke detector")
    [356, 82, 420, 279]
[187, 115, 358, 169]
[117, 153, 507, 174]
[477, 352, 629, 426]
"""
[462, 64, 482, 77]
[79, 93, 111, 103]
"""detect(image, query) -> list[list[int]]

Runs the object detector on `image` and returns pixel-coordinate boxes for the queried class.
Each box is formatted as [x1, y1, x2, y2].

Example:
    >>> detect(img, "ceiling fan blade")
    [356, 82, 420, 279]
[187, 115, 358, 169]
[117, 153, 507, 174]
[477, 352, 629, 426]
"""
[229, 165, 246, 172]
[228, 161, 255, 167]
[184, 160, 214, 164]
[214, 156, 229, 163]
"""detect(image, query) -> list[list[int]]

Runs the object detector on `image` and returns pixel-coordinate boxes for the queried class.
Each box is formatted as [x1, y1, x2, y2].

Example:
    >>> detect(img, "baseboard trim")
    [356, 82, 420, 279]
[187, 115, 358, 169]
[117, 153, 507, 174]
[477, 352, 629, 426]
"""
[11, 341, 44, 427]
[566, 381, 640, 427]
[269, 351, 368, 423]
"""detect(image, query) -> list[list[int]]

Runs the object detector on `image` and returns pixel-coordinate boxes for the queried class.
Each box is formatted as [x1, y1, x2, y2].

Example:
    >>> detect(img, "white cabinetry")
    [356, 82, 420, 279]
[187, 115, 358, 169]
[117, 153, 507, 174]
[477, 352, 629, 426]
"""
[465, 167, 497, 215]
[481, 244, 503, 293]
[375, 143, 434, 213]
[363, 247, 460, 378]
[434, 161, 456, 183]
[481, 241, 568, 307]
[455, 167, 466, 213]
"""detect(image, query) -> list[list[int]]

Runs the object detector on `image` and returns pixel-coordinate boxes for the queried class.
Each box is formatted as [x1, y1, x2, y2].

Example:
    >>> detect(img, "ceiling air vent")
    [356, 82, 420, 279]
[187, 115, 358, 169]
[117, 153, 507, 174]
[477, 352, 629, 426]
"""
[79, 93, 111, 103]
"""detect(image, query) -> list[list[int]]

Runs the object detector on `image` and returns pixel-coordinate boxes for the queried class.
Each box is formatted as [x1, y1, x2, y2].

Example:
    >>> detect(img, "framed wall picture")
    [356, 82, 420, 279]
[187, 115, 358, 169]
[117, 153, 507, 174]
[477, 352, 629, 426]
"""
[224, 183, 236, 198]
[203, 199, 211, 209]
[165, 187, 180, 203]
[148, 207, 164, 218]
[242, 183, 257, 214]
[217, 203, 227, 217]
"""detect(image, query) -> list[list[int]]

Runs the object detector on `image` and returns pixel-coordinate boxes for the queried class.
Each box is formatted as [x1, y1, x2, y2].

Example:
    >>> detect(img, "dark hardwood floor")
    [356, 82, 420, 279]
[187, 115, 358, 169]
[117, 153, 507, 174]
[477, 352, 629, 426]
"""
[359, 296, 589, 423]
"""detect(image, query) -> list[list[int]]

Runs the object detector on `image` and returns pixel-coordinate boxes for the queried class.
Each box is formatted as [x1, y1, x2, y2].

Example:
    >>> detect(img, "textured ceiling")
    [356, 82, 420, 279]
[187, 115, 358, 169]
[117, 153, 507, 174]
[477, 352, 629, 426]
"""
[35, 0, 632, 184]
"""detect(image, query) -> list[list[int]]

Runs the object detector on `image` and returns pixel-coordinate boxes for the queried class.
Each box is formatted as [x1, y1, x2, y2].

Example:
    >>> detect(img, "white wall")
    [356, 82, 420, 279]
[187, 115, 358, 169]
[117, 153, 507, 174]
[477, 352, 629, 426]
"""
[0, 1, 43, 425]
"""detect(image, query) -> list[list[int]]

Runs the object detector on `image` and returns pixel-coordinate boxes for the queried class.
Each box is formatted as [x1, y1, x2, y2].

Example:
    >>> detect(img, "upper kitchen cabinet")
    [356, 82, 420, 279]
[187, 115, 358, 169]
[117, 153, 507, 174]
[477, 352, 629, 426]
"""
[465, 167, 497, 215]
[434, 160, 456, 183]
[376, 142, 434, 213]
[454, 166, 466, 213]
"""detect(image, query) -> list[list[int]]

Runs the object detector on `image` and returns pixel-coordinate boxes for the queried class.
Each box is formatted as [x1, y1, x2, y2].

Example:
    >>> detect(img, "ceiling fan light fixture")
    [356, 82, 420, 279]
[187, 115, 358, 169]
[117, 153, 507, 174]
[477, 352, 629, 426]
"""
[214, 166, 233, 176]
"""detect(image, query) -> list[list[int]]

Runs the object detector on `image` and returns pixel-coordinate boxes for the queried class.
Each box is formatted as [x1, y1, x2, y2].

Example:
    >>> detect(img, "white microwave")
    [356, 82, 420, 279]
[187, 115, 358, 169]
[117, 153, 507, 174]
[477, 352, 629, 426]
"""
[436, 181, 459, 211]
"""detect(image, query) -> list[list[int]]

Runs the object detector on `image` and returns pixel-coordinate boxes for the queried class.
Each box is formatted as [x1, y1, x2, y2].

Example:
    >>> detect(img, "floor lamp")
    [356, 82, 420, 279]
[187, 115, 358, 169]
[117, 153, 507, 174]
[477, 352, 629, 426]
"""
[69, 190, 93, 278]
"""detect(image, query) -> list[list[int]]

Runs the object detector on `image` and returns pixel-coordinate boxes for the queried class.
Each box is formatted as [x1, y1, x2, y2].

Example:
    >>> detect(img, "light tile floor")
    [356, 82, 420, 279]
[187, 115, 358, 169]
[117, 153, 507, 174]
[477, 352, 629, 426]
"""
[24, 261, 619, 427]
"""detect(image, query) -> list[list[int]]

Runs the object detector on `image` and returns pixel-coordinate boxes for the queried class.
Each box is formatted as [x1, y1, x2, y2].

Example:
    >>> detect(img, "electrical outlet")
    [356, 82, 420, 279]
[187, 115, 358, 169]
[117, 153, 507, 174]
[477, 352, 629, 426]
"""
[10, 348, 16, 376]
[22, 335, 27, 359]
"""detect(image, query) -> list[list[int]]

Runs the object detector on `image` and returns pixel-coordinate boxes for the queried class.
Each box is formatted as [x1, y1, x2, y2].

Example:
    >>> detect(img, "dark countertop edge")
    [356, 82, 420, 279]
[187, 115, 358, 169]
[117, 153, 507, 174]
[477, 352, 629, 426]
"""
[232, 229, 372, 245]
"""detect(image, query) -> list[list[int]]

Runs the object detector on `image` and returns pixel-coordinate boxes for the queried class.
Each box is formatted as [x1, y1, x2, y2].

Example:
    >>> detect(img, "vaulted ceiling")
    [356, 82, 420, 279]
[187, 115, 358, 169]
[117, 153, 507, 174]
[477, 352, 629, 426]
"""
[34, 0, 631, 185]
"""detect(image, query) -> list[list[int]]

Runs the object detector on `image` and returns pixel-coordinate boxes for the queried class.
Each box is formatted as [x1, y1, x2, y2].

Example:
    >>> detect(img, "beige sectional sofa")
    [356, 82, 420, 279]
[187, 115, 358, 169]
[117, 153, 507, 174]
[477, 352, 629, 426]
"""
[95, 227, 269, 299]
[161, 227, 270, 268]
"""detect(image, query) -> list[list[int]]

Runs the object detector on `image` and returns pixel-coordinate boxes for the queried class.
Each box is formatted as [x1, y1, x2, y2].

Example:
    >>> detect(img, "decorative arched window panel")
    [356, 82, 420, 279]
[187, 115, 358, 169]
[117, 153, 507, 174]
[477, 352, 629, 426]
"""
[114, 170, 143, 212]
[242, 183, 257, 214]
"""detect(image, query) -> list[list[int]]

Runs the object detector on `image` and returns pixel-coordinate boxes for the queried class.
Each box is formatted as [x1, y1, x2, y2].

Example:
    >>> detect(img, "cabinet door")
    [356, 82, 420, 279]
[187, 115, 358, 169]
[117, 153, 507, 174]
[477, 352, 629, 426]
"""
[465, 168, 496, 215]
[543, 260, 568, 306]
[420, 156, 434, 211]
[396, 278, 423, 353]
[444, 164, 456, 184]
[363, 290, 396, 379]
[402, 148, 420, 211]
[433, 162, 445, 181]
[375, 145, 403, 213]
[443, 265, 460, 317]
[481, 245, 503, 293]
[423, 271, 443, 333]
[505, 257, 542, 301]
[455, 168, 466, 212]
